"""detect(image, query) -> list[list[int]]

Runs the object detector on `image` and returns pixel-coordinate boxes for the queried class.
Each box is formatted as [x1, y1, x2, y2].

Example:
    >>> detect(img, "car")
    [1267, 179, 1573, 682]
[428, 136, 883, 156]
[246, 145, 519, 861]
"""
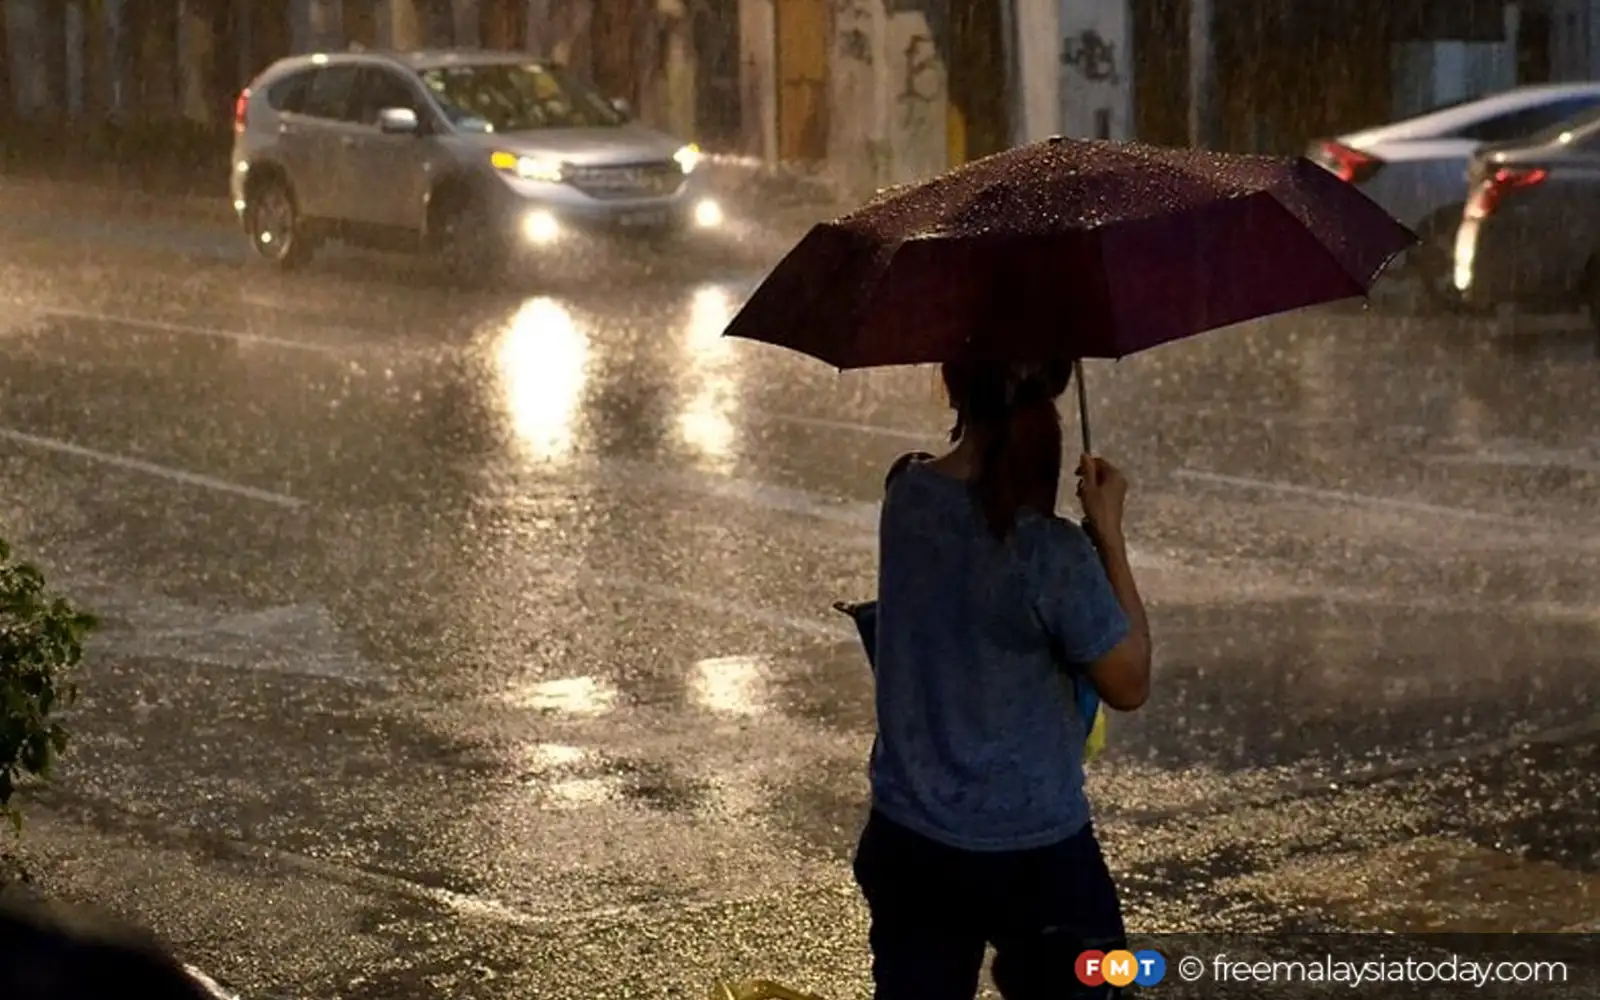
[229, 49, 725, 279]
[1307, 83, 1600, 308]
[1452, 107, 1600, 339]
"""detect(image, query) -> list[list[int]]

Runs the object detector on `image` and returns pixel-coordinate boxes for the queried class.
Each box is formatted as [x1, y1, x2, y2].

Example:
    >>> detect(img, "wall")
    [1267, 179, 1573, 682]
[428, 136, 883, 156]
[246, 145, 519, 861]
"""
[737, 0, 776, 158]
[179, 0, 214, 121]
[647, 0, 696, 137]
[1548, 0, 1592, 79]
[292, 0, 344, 51]
[882, 7, 945, 182]
[1389, 4, 1519, 120]
[1012, 0, 1059, 143]
[525, 0, 593, 71]
[453, 0, 479, 46]
[379, 0, 496, 50]
[828, 0, 887, 191]
[3, 0, 49, 114]
[1590, 0, 1600, 77]
[1057, 0, 1131, 139]
[737, 0, 947, 194]
[378, 0, 418, 48]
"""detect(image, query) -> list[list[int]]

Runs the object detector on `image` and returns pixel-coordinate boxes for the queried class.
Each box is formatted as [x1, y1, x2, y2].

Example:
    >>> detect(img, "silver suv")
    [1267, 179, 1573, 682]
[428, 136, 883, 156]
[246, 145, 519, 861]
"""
[230, 49, 723, 278]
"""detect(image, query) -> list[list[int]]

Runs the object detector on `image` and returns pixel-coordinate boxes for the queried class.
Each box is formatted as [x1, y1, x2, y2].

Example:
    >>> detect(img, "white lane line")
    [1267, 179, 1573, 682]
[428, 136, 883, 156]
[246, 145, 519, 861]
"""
[28, 305, 343, 354]
[1173, 468, 1548, 529]
[0, 426, 304, 509]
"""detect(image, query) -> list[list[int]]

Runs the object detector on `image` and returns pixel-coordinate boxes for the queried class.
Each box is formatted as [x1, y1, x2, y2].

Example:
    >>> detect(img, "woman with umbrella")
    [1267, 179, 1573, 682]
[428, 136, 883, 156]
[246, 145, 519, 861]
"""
[721, 136, 1412, 999]
[848, 356, 1153, 1000]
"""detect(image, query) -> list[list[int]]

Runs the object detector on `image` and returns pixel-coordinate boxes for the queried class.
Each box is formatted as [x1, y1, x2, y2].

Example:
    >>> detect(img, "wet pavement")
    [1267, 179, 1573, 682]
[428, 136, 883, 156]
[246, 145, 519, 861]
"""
[0, 176, 1597, 999]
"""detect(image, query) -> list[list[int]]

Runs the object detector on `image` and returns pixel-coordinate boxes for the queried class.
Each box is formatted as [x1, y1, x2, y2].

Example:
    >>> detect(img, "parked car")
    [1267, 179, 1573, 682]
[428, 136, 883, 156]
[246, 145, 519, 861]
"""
[1307, 83, 1600, 308]
[230, 49, 725, 279]
[1452, 107, 1600, 335]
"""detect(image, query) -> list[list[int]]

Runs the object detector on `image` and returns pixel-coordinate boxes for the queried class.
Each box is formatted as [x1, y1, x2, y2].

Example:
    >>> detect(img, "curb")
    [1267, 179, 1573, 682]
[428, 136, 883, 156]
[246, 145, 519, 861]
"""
[0, 172, 232, 226]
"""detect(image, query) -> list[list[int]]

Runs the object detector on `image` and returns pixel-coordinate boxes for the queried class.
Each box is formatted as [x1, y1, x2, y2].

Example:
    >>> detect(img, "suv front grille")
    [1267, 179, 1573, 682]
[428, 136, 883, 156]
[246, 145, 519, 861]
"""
[565, 160, 686, 200]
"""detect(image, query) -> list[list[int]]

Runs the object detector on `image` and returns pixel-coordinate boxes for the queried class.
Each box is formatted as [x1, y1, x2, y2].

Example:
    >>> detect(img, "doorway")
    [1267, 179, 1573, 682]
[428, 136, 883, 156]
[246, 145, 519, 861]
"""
[947, 0, 1008, 163]
[692, 0, 742, 150]
[775, 0, 829, 162]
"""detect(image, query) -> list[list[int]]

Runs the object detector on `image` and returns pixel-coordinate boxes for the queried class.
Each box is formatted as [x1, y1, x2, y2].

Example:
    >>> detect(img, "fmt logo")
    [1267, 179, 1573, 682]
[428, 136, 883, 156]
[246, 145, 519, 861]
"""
[1076, 949, 1166, 988]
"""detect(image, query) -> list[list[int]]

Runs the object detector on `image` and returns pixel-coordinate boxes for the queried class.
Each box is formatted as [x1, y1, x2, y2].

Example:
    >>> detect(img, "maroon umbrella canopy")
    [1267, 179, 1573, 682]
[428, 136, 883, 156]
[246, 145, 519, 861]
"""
[722, 137, 1416, 370]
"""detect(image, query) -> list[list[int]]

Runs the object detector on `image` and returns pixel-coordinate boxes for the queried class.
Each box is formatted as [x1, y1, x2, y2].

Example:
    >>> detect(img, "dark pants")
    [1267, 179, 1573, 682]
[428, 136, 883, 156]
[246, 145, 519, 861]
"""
[852, 811, 1127, 1000]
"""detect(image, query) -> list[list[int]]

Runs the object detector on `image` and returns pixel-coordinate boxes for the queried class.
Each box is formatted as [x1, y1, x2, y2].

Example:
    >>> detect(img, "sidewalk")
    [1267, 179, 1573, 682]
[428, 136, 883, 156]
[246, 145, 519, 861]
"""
[0, 173, 232, 227]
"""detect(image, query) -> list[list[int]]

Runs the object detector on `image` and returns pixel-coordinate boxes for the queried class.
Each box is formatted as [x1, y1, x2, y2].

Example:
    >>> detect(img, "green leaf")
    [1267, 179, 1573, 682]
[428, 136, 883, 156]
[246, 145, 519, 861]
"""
[0, 536, 92, 830]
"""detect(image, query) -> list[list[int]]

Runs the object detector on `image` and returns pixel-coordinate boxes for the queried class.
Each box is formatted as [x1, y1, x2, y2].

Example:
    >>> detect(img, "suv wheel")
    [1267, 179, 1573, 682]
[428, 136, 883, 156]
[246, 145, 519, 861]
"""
[434, 197, 506, 285]
[246, 179, 314, 270]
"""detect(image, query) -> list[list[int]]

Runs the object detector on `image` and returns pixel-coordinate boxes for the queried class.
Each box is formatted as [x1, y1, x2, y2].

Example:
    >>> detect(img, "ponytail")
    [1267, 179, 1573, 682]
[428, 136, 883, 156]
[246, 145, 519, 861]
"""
[942, 360, 1072, 539]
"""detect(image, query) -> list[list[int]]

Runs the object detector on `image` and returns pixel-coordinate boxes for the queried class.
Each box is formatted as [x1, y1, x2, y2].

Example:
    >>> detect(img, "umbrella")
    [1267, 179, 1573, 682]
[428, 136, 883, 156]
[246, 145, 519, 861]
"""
[722, 136, 1415, 448]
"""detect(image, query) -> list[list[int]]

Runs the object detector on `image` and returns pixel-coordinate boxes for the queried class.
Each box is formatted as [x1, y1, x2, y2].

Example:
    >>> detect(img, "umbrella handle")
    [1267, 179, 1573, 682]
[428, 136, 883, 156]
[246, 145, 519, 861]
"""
[1074, 358, 1092, 455]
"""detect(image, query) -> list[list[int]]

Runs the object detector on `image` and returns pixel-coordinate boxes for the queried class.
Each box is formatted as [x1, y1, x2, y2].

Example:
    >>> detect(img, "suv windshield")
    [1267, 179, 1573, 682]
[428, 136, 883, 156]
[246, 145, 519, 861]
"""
[419, 63, 624, 132]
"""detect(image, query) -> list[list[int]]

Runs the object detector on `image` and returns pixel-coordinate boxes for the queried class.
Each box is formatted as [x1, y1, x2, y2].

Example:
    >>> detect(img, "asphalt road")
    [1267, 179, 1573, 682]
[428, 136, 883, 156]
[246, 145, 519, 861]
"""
[0, 176, 1597, 999]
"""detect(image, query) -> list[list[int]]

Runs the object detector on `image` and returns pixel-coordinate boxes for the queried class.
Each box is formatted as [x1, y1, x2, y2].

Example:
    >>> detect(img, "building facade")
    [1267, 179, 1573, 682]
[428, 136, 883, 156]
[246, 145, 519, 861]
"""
[733, 0, 1140, 198]
[7, 0, 1600, 186]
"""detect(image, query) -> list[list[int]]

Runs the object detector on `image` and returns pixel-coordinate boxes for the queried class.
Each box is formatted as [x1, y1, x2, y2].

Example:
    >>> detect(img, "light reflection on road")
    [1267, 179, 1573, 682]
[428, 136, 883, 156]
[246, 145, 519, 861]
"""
[495, 296, 588, 465]
[676, 283, 743, 471]
[687, 653, 773, 717]
[505, 675, 618, 716]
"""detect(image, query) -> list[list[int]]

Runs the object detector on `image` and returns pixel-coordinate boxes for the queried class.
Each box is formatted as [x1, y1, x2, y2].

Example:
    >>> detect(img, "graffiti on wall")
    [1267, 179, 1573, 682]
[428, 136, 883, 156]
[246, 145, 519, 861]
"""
[897, 32, 940, 127]
[1060, 28, 1120, 85]
[835, 0, 874, 64]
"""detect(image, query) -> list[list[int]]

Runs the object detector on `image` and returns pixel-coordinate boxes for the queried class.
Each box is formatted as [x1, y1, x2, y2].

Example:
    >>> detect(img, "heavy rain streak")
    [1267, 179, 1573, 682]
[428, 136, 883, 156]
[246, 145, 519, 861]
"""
[0, 1, 1596, 999]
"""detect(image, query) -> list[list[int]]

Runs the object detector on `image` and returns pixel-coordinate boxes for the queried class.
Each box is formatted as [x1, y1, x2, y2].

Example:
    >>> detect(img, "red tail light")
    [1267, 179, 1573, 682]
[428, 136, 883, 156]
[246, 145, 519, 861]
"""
[1319, 141, 1383, 184]
[233, 89, 250, 133]
[1464, 166, 1549, 219]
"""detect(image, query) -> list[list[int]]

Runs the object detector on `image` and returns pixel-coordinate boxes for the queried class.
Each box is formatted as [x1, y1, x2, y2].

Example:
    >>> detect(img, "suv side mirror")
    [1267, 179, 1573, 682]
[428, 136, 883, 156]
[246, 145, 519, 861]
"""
[609, 96, 632, 118]
[378, 107, 420, 135]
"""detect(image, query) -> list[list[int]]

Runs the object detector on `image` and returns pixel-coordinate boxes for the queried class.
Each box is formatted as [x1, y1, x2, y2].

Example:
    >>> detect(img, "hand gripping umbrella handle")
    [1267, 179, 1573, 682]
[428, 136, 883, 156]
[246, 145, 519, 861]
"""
[1074, 359, 1092, 455]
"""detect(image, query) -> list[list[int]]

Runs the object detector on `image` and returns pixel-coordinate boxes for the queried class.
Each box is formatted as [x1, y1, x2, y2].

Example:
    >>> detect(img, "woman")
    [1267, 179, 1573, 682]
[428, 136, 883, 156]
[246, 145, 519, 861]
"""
[853, 358, 1153, 1000]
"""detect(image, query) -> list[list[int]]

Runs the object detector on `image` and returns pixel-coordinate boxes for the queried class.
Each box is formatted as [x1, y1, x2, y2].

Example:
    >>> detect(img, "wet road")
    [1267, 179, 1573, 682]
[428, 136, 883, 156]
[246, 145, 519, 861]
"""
[0, 176, 1597, 998]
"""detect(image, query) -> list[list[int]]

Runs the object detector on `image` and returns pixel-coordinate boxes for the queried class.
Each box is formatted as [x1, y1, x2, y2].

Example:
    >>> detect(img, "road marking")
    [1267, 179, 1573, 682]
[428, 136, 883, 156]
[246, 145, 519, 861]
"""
[28, 305, 343, 354]
[1173, 468, 1547, 529]
[0, 426, 304, 509]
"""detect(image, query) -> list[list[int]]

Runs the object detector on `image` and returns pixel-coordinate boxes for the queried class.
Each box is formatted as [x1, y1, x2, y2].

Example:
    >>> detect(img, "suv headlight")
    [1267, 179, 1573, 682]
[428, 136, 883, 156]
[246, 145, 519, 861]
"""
[673, 143, 702, 174]
[491, 151, 564, 183]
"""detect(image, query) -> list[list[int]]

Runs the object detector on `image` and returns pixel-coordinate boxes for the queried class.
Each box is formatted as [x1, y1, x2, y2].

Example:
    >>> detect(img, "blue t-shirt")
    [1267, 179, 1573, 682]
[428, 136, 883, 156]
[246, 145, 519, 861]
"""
[869, 461, 1130, 852]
